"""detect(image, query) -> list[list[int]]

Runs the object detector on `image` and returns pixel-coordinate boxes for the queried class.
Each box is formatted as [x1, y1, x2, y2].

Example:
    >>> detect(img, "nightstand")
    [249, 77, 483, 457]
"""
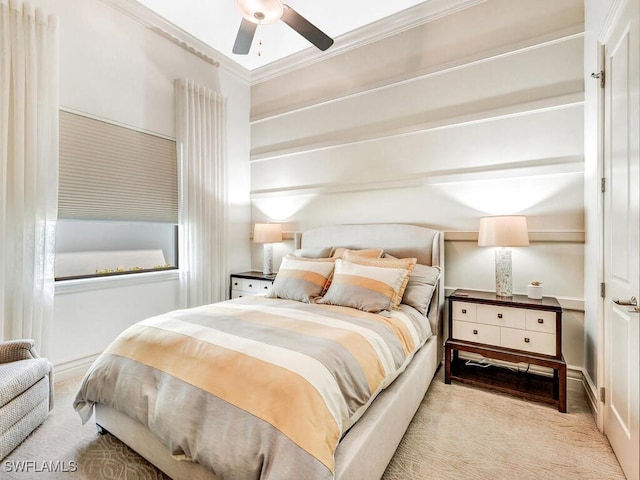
[229, 271, 276, 299]
[444, 289, 567, 412]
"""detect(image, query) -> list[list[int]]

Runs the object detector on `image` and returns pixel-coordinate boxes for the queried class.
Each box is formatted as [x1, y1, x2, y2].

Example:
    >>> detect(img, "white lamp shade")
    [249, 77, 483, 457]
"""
[478, 215, 529, 247]
[253, 223, 282, 244]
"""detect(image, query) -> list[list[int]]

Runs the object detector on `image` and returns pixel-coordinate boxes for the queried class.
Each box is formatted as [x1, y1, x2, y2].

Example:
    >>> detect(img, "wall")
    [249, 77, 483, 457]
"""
[249, 0, 586, 371]
[48, 0, 251, 376]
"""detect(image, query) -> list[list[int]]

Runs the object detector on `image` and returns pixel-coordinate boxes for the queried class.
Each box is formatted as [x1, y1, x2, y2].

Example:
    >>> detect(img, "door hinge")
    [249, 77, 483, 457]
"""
[591, 70, 605, 88]
[601, 177, 606, 193]
[600, 387, 606, 403]
[601, 282, 606, 298]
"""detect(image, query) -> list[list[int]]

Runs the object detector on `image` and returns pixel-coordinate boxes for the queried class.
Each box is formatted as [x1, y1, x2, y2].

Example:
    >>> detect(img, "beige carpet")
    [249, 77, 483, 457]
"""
[2, 368, 625, 480]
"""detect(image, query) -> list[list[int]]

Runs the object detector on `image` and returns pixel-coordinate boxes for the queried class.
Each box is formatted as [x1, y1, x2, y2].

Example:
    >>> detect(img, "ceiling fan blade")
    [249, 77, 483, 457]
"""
[281, 4, 334, 51]
[232, 18, 257, 55]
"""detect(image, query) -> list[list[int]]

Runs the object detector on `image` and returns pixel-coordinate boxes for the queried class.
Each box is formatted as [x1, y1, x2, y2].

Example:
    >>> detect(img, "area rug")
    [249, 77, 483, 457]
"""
[2, 368, 625, 480]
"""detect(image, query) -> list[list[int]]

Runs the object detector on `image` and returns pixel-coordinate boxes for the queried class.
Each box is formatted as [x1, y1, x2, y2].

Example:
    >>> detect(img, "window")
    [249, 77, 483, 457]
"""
[56, 110, 178, 280]
[55, 220, 177, 280]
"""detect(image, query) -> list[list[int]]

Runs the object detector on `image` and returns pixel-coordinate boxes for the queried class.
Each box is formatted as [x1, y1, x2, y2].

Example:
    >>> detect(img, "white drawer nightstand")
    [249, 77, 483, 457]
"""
[445, 289, 566, 412]
[229, 271, 275, 299]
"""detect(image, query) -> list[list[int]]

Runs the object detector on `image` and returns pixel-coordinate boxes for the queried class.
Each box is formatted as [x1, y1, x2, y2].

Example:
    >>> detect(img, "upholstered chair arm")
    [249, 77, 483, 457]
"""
[0, 339, 39, 363]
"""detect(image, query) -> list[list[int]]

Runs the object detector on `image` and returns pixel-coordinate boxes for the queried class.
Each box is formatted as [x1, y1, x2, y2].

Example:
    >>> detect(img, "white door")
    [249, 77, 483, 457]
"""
[603, 1, 640, 479]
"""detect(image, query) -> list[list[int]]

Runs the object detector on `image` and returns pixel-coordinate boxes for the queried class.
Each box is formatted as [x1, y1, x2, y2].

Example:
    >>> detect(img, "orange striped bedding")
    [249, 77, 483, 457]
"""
[74, 296, 431, 480]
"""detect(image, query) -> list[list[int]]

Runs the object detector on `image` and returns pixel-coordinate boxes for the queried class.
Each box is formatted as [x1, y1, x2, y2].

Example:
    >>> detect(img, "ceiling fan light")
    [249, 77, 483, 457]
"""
[235, 0, 283, 25]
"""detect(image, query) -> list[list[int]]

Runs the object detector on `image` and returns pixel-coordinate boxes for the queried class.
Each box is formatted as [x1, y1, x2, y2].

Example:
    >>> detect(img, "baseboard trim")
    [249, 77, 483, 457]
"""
[53, 354, 100, 382]
[582, 369, 601, 427]
[567, 364, 583, 382]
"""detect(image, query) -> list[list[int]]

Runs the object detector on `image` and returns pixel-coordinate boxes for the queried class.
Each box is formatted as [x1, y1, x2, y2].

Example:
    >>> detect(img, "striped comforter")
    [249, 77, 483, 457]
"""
[74, 296, 432, 480]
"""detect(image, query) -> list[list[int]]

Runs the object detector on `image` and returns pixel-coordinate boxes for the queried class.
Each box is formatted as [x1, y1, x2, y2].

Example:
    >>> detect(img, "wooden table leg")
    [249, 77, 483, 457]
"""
[558, 361, 567, 413]
[445, 342, 452, 384]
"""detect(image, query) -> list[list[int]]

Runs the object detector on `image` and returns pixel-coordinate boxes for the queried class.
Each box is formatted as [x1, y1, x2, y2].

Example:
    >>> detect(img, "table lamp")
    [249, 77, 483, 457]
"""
[478, 215, 529, 297]
[253, 223, 282, 275]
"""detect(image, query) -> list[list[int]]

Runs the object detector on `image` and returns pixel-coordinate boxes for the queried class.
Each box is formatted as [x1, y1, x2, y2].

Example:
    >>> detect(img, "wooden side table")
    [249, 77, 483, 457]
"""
[444, 289, 567, 412]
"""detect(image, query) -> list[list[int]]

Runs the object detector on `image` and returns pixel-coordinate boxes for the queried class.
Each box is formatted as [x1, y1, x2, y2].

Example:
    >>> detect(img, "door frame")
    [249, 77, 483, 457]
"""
[595, 38, 606, 433]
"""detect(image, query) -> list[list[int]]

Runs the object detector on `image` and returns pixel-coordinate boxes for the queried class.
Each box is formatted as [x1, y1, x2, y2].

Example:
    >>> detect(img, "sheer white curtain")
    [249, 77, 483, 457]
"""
[175, 79, 228, 307]
[0, 0, 59, 355]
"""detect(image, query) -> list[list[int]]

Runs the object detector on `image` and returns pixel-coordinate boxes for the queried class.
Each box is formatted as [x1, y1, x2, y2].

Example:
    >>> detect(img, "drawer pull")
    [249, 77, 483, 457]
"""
[538, 318, 544, 324]
[497, 313, 503, 319]
[248, 283, 253, 288]
[263, 285, 269, 290]
[473, 329, 478, 335]
[462, 309, 467, 314]
[524, 337, 530, 343]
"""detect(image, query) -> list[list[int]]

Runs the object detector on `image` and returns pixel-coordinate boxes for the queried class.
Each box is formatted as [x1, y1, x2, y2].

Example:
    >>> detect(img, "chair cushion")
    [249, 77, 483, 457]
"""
[0, 376, 49, 433]
[0, 358, 51, 409]
[0, 392, 49, 459]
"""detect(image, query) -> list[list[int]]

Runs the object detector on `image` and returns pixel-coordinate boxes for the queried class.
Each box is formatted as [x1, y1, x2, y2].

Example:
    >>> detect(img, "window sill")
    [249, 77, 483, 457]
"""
[55, 269, 181, 295]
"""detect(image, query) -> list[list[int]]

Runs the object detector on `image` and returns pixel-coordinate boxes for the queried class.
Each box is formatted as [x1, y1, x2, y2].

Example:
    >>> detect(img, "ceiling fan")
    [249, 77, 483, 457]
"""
[232, 0, 334, 55]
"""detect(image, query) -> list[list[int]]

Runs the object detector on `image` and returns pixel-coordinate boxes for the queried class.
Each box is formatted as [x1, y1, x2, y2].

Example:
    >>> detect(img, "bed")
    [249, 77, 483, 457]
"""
[74, 223, 445, 480]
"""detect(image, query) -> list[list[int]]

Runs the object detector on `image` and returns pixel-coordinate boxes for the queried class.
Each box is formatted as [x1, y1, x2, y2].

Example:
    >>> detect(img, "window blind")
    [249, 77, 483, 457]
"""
[58, 110, 178, 223]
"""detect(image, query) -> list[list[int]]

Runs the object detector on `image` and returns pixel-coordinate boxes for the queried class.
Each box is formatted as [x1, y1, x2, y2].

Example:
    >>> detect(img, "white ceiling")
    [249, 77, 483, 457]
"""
[101, 0, 484, 82]
[133, 0, 428, 71]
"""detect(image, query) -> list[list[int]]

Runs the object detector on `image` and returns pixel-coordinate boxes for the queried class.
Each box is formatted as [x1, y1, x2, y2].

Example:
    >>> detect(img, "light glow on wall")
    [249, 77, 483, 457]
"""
[252, 194, 316, 221]
[434, 172, 581, 215]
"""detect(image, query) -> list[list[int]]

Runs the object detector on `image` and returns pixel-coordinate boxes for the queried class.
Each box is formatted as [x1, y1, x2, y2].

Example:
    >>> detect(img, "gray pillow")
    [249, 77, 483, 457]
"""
[293, 247, 333, 259]
[402, 264, 441, 315]
[384, 253, 440, 315]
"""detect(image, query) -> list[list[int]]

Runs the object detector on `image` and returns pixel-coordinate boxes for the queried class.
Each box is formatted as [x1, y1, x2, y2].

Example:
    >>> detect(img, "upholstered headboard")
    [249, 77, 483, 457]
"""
[294, 224, 445, 358]
[295, 223, 443, 268]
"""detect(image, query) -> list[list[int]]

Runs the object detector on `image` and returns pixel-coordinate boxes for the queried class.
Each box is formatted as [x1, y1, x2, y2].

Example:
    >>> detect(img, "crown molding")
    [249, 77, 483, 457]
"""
[98, 0, 485, 86]
[97, 0, 252, 84]
[249, 0, 488, 84]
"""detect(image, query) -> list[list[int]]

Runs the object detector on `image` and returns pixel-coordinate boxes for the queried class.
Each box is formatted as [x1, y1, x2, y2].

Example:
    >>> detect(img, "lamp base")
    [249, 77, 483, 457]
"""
[263, 243, 274, 276]
[495, 247, 512, 297]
